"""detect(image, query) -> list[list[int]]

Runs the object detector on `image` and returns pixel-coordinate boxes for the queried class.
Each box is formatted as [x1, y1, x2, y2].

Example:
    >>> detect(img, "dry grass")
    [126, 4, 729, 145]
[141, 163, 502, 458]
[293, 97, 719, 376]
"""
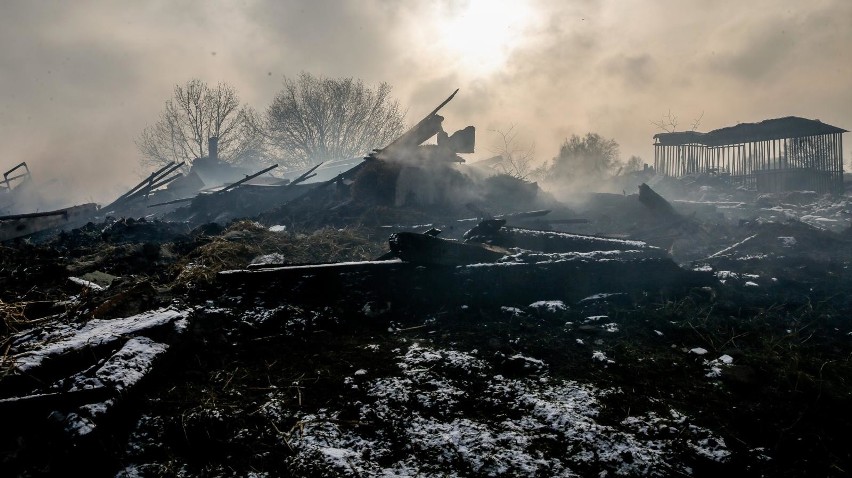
[0, 299, 28, 337]
[0, 299, 55, 378]
[172, 220, 387, 290]
[0, 300, 26, 376]
[0, 299, 58, 340]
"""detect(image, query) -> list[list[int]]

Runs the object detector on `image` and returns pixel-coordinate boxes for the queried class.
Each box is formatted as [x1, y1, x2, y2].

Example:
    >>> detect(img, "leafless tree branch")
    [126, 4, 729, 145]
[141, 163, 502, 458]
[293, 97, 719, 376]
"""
[651, 109, 704, 133]
[136, 79, 264, 170]
[488, 124, 536, 180]
[264, 72, 406, 170]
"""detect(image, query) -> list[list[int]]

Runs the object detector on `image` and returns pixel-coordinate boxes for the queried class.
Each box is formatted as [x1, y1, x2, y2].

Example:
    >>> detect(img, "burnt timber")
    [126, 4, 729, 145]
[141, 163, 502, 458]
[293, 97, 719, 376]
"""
[0, 203, 98, 242]
[221, 224, 710, 309]
[220, 252, 711, 310]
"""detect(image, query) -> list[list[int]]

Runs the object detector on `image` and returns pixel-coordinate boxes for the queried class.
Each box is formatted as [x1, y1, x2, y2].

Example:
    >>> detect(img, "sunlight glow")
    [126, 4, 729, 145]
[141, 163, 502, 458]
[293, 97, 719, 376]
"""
[435, 0, 535, 75]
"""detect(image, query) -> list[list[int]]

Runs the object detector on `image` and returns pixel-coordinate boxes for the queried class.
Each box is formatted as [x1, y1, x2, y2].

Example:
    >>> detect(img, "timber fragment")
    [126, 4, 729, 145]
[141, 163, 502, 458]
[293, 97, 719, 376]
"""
[638, 183, 680, 221]
[389, 231, 509, 266]
[463, 220, 666, 256]
[0, 203, 98, 241]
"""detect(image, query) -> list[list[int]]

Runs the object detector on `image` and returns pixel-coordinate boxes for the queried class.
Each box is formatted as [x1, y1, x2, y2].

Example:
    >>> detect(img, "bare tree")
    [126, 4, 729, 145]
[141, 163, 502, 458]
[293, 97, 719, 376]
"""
[137, 79, 263, 168]
[264, 72, 406, 169]
[488, 125, 536, 180]
[651, 109, 704, 133]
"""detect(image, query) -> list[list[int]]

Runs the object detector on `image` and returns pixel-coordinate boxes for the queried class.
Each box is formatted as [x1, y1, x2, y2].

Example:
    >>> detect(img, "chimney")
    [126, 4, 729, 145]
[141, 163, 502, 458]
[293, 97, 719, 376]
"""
[208, 136, 219, 162]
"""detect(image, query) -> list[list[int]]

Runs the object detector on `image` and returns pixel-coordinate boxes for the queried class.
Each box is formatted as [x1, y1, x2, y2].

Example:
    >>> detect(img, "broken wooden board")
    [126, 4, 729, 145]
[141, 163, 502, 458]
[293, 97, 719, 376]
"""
[456, 209, 553, 223]
[0, 203, 98, 241]
[225, 258, 407, 277]
[463, 222, 668, 256]
[166, 182, 315, 226]
[102, 162, 184, 215]
[377, 89, 459, 156]
[2, 307, 192, 436]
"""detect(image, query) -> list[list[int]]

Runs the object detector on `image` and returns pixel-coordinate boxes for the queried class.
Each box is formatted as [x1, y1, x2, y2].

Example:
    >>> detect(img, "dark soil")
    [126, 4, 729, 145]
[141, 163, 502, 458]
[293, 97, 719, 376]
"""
[1, 206, 851, 477]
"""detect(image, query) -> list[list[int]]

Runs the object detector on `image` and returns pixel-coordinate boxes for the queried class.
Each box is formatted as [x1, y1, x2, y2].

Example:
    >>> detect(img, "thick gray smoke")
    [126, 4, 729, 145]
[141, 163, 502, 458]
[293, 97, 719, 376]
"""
[1, 0, 850, 210]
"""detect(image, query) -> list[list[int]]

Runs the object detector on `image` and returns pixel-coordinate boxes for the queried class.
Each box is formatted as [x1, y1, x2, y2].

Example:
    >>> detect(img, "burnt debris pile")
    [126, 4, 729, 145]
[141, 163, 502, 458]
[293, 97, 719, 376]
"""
[2, 93, 852, 477]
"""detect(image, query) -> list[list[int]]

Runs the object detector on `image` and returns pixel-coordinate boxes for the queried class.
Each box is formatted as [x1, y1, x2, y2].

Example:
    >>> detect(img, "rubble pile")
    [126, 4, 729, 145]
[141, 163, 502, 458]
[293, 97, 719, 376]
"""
[2, 93, 852, 476]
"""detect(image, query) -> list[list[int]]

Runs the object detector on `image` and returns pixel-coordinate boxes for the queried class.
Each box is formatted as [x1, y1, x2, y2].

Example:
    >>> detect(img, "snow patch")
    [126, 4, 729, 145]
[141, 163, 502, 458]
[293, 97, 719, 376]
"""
[95, 337, 168, 392]
[528, 300, 568, 313]
[287, 344, 729, 476]
[12, 307, 190, 373]
[68, 276, 105, 291]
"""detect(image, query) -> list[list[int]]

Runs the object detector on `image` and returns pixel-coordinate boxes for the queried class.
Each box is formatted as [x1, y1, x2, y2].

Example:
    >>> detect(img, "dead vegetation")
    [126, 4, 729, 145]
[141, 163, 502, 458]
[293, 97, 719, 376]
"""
[172, 220, 386, 291]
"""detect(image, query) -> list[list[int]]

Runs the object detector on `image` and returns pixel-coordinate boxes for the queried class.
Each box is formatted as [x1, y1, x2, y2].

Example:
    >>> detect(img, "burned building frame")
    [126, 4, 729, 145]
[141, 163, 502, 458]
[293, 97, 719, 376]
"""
[653, 116, 847, 194]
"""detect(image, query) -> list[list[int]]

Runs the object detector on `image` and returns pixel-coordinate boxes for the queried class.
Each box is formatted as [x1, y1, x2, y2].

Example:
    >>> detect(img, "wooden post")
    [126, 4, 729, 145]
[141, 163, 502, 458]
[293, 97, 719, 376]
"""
[783, 138, 788, 169]
[657, 145, 661, 175]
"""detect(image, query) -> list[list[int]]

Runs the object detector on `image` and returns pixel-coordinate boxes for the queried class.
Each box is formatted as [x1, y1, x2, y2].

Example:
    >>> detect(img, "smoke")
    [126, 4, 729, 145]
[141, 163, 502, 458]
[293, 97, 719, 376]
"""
[1, 0, 851, 211]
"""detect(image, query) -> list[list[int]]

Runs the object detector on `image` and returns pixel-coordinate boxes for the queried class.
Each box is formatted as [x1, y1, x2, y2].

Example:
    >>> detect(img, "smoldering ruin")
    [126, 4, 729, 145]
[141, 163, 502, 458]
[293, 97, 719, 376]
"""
[2, 90, 852, 478]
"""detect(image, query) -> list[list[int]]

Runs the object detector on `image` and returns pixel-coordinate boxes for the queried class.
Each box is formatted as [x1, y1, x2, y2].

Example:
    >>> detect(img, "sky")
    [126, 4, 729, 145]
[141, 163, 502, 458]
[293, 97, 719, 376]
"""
[1, 0, 851, 205]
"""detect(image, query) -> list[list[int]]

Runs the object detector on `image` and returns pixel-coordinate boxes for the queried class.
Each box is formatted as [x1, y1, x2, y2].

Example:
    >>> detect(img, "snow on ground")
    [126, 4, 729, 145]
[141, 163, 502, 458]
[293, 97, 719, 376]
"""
[715, 270, 762, 287]
[7, 309, 190, 439]
[683, 193, 852, 233]
[500, 306, 525, 317]
[777, 236, 797, 247]
[529, 300, 568, 313]
[284, 343, 729, 477]
[592, 350, 614, 364]
[60, 336, 170, 438]
[250, 252, 287, 265]
[68, 276, 106, 291]
[704, 354, 735, 379]
[11, 307, 191, 373]
[93, 336, 169, 392]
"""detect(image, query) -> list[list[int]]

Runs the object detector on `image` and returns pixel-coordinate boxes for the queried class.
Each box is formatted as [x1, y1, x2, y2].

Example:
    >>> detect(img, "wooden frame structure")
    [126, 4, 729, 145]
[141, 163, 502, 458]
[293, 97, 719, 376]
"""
[653, 117, 846, 194]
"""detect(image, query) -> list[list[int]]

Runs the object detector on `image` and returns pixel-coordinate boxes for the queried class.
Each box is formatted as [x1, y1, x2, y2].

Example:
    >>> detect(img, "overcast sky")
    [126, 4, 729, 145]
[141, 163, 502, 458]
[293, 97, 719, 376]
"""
[1, 0, 851, 204]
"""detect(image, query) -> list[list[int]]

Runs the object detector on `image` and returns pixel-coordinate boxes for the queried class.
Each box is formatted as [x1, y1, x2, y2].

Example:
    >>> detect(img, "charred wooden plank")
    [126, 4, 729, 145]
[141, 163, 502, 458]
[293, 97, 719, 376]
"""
[217, 164, 280, 194]
[457, 209, 553, 223]
[238, 259, 404, 271]
[0, 203, 98, 241]
[375, 89, 459, 158]
[0, 388, 111, 415]
[218, 250, 714, 311]
[222, 259, 409, 285]
[463, 221, 667, 256]
[103, 161, 184, 212]
[147, 195, 196, 208]
[389, 231, 509, 266]
[288, 162, 323, 187]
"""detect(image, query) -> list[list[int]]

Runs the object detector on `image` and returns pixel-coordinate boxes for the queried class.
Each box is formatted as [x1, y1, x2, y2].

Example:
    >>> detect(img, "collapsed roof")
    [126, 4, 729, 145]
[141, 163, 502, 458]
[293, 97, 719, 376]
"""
[653, 116, 848, 146]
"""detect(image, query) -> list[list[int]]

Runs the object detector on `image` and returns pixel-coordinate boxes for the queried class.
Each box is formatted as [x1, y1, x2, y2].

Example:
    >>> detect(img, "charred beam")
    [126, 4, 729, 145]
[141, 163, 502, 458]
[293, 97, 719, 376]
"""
[217, 164, 280, 194]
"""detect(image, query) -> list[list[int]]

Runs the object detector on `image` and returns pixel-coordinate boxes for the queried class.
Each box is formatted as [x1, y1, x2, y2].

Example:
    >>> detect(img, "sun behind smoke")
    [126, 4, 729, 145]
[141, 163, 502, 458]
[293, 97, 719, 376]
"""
[434, 0, 536, 76]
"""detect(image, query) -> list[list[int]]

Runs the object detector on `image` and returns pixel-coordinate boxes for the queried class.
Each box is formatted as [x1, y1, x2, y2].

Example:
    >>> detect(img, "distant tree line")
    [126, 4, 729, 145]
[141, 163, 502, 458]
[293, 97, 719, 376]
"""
[139, 74, 647, 185]
[487, 128, 645, 184]
[137, 73, 406, 171]
[523, 133, 644, 184]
